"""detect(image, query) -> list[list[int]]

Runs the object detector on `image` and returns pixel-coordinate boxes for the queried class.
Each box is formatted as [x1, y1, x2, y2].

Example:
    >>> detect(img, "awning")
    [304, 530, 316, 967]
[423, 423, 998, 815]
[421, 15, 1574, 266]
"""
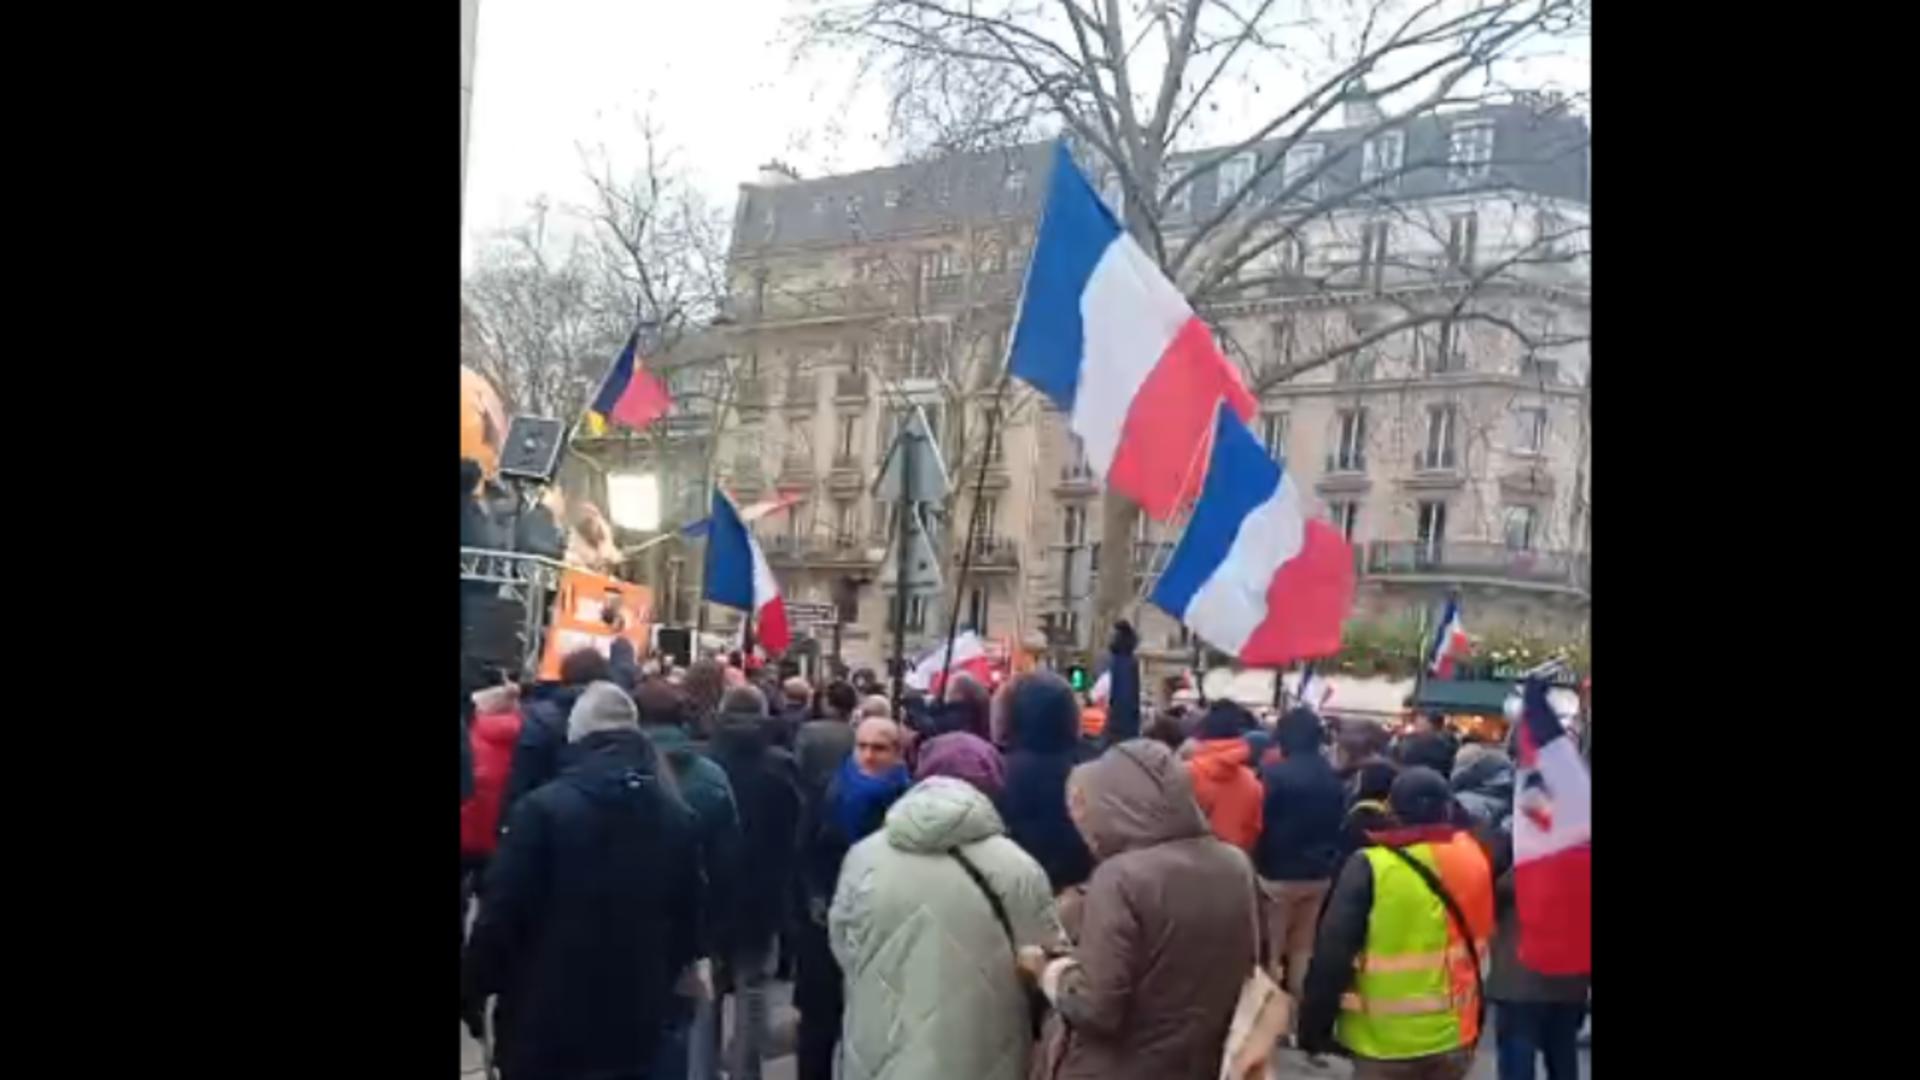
[1411, 679, 1515, 717]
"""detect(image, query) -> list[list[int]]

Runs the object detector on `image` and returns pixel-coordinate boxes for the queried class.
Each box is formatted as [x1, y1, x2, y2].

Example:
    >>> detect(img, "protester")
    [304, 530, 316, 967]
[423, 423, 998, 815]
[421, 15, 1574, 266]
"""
[775, 676, 814, 747]
[1336, 716, 1394, 775]
[796, 679, 860, 802]
[913, 728, 1006, 800]
[1451, 744, 1516, 831]
[1022, 739, 1257, 1080]
[938, 670, 993, 739]
[683, 657, 729, 735]
[460, 680, 524, 924]
[462, 682, 702, 1080]
[1184, 700, 1264, 852]
[1299, 767, 1496, 1080]
[999, 673, 1096, 892]
[859, 694, 893, 720]
[1480, 818, 1589, 1080]
[704, 684, 803, 1080]
[1341, 760, 1401, 863]
[460, 458, 505, 551]
[1078, 692, 1108, 742]
[608, 637, 641, 692]
[831, 776, 1067, 1080]
[1102, 618, 1142, 742]
[499, 647, 612, 818]
[1254, 706, 1347, 998]
[794, 715, 911, 1080]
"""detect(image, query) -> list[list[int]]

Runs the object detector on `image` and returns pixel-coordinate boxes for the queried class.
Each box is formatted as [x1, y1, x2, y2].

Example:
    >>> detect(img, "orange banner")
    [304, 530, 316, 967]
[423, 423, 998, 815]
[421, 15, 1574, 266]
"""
[537, 568, 654, 680]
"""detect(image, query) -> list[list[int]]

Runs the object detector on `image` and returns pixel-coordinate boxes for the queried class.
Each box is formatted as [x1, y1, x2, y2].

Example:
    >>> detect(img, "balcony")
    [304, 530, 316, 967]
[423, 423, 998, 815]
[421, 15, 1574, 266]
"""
[827, 455, 865, 492]
[778, 454, 815, 482]
[1316, 456, 1371, 495]
[966, 535, 1020, 572]
[1364, 540, 1589, 593]
[834, 373, 869, 402]
[1053, 463, 1097, 496]
[1404, 450, 1465, 490]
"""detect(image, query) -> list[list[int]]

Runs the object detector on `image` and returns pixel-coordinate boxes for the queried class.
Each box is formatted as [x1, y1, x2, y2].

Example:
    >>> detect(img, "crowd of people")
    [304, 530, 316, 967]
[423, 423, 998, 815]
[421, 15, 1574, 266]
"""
[458, 623, 1589, 1080]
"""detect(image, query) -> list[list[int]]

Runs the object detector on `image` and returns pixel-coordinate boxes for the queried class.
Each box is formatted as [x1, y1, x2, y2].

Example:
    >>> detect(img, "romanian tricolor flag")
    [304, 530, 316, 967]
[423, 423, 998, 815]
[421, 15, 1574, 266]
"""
[585, 325, 672, 436]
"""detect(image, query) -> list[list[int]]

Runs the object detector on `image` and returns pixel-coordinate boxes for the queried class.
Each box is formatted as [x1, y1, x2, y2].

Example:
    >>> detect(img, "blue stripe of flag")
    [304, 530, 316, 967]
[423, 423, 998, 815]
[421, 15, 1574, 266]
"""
[1007, 141, 1123, 412]
[1150, 405, 1285, 616]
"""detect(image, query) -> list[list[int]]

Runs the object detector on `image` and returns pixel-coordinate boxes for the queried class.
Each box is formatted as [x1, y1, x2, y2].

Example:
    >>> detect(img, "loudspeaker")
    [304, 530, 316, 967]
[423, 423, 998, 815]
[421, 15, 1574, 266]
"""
[498, 415, 567, 483]
[462, 594, 526, 669]
[655, 626, 692, 669]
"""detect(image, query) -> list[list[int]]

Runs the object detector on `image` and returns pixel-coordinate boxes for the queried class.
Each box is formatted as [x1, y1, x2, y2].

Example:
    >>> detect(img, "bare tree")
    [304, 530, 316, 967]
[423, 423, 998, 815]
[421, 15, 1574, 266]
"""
[797, 0, 1590, 637]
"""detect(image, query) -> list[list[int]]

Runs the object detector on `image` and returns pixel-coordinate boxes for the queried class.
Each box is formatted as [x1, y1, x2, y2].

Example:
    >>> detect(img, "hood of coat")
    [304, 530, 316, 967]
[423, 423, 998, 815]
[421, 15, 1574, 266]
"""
[710, 709, 771, 759]
[884, 776, 1007, 855]
[470, 707, 523, 748]
[1451, 745, 1514, 798]
[1188, 736, 1252, 781]
[1070, 739, 1210, 859]
[1008, 675, 1080, 754]
[559, 729, 664, 807]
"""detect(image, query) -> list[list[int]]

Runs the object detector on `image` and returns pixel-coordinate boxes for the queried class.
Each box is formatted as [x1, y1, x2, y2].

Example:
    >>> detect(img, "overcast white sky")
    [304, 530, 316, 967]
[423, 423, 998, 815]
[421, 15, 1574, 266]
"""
[463, 0, 1588, 268]
[464, 0, 893, 267]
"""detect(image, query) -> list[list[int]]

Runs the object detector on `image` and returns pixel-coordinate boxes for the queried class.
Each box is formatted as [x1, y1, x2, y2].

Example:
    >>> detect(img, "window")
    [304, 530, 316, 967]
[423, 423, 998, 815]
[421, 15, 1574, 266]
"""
[786, 503, 807, 545]
[1335, 349, 1376, 384]
[1218, 152, 1257, 204]
[1417, 500, 1449, 561]
[1159, 167, 1191, 218]
[1063, 504, 1087, 545]
[1503, 505, 1538, 552]
[1361, 131, 1405, 187]
[1133, 510, 1151, 544]
[1005, 165, 1028, 196]
[1421, 405, 1458, 470]
[1327, 500, 1359, 541]
[845, 193, 866, 221]
[1520, 356, 1560, 384]
[926, 246, 958, 280]
[905, 592, 929, 632]
[1275, 235, 1306, 278]
[883, 188, 901, 209]
[977, 496, 1000, 540]
[812, 195, 828, 216]
[1271, 320, 1296, 368]
[983, 422, 1004, 463]
[1534, 208, 1568, 258]
[1510, 407, 1547, 454]
[1261, 411, 1290, 460]
[1425, 321, 1465, 374]
[1447, 212, 1480, 272]
[837, 413, 860, 462]
[1448, 122, 1495, 184]
[967, 586, 990, 632]
[1064, 433, 1092, 480]
[1283, 143, 1325, 199]
[1332, 409, 1368, 471]
[833, 500, 857, 545]
[1357, 221, 1390, 289]
[871, 497, 893, 539]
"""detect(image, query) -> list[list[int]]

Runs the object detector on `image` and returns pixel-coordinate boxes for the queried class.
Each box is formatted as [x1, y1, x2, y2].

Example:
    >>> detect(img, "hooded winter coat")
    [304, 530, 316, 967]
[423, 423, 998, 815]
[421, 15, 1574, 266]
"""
[1451, 746, 1516, 830]
[1185, 737, 1264, 852]
[830, 778, 1066, 1080]
[499, 683, 587, 820]
[1000, 676, 1097, 892]
[1042, 740, 1259, 1080]
[463, 728, 702, 1080]
[706, 708, 805, 950]
[461, 701, 524, 857]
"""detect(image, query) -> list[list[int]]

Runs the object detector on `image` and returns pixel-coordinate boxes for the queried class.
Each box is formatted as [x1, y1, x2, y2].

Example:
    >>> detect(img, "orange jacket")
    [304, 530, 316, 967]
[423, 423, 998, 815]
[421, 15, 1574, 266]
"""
[1186, 737, 1265, 852]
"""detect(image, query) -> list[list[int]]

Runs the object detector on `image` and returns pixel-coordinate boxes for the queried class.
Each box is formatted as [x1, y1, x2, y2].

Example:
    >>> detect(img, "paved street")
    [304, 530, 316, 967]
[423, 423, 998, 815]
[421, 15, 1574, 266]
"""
[461, 982, 1587, 1079]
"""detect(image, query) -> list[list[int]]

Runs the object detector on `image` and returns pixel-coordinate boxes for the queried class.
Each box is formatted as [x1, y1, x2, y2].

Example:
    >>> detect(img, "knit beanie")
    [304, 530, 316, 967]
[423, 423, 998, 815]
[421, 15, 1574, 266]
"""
[568, 680, 640, 743]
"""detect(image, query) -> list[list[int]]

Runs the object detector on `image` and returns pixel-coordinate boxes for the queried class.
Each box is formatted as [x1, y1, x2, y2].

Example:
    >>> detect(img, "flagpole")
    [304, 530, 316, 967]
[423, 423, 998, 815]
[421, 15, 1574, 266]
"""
[937, 371, 1013, 697]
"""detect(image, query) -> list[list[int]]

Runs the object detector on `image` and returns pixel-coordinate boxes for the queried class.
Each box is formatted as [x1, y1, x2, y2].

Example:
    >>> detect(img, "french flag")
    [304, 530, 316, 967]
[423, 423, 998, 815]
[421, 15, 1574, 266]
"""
[703, 489, 790, 655]
[1427, 597, 1470, 677]
[1009, 143, 1258, 520]
[1149, 406, 1354, 665]
[1513, 678, 1592, 976]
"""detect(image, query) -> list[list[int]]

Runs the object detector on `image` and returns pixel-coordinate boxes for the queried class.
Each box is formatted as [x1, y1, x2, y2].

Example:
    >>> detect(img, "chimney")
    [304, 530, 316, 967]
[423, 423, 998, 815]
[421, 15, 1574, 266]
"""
[1342, 79, 1384, 127]
[755, 159, 800, 186]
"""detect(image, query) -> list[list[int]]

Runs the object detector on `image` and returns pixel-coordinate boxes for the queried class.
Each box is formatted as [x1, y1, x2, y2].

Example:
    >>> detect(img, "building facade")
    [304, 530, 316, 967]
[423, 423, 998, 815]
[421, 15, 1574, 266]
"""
[716, 100, 1590, 674]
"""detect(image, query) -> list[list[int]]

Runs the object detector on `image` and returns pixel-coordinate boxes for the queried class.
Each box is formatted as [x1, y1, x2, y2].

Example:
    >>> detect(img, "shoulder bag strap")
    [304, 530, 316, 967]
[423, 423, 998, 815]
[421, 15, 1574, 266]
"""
[1381, 845, 1486, 1037]
[951, 847, 1017, 950]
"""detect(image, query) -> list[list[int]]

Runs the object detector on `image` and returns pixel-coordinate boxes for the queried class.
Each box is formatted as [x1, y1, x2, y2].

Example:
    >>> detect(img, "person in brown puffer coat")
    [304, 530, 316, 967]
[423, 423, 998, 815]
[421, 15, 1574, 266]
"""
[1024, 739, 1259, 1080]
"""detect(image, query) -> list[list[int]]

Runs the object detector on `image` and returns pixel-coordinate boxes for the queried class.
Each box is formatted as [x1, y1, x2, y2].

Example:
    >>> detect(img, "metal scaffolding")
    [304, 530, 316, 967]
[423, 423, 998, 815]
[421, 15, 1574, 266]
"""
[461, 547, 569, 675]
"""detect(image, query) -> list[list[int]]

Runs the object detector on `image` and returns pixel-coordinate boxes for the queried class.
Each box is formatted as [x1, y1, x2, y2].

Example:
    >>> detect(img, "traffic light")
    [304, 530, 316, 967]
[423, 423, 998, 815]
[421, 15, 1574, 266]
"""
[1067, 665, 1088, 692]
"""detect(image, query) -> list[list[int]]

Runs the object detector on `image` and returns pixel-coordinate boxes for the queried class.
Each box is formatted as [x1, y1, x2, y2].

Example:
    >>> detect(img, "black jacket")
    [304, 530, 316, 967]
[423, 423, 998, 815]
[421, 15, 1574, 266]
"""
[1255, 750, 1347, 882]
[707, 711, 806, 948]
[1104, 651, 1142, 743]
[499, 684, 585, 821]
[1000, 678, 1096, 891]
[463, 729, 702, 1080]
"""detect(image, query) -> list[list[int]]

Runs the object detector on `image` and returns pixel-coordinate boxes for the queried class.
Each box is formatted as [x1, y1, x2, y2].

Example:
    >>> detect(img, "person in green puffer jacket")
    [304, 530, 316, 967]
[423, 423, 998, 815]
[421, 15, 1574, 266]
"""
[830, 776, 1066, 1080]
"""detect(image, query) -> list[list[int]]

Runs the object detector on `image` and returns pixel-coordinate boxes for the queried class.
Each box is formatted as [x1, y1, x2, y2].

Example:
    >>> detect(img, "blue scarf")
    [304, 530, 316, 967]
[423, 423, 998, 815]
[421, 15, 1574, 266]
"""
[830, 755, 910, 841]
